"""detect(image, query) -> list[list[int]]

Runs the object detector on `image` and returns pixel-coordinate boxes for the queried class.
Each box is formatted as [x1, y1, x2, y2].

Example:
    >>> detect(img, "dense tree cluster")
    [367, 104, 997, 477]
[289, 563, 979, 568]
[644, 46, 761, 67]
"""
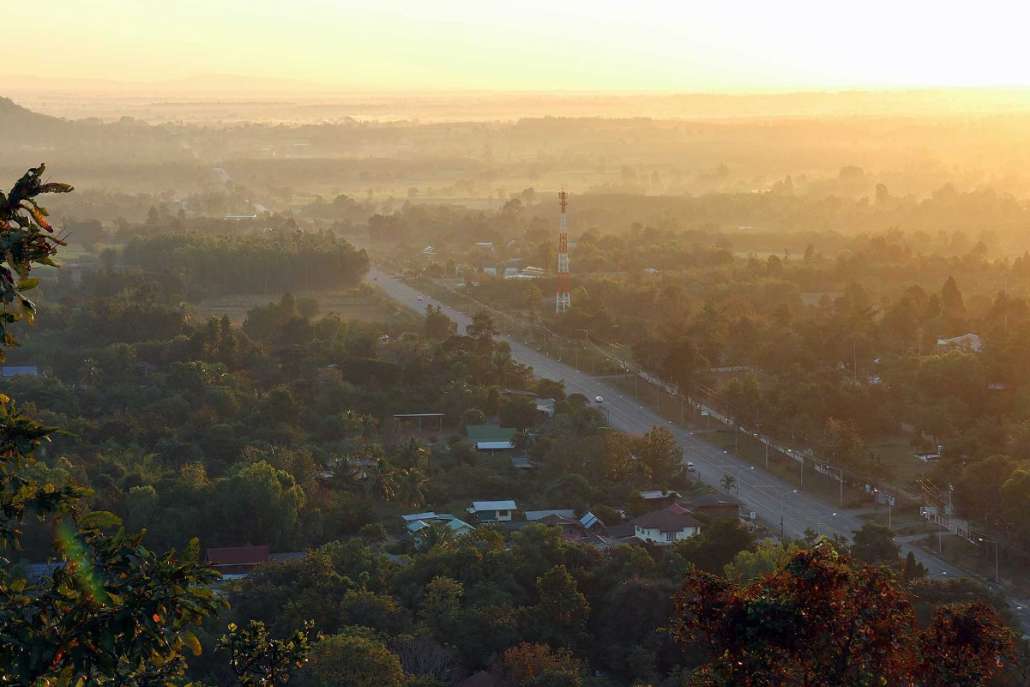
[120, 229, 369, 299]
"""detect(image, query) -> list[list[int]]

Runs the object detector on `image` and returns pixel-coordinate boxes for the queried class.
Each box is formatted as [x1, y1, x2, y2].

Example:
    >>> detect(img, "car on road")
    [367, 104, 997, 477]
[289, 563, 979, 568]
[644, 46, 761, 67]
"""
[686, 462, 696, 472]
[594, 395, 604, 403]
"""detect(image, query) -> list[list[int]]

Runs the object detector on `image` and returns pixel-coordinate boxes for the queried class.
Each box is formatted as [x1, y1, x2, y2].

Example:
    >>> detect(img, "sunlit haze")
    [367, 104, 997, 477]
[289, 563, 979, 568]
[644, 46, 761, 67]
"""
[5, 3, 1030, 684]
[6, 0, 1030, 92]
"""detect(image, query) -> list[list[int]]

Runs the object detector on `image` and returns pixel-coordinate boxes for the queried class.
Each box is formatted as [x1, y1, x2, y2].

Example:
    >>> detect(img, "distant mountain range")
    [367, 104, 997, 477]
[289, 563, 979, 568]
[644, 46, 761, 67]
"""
[0, 96, 70, 134]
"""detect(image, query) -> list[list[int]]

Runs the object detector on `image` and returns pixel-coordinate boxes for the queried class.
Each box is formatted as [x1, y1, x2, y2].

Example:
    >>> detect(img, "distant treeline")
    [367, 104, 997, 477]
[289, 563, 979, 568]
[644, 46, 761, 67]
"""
[121, 230, 368, 299]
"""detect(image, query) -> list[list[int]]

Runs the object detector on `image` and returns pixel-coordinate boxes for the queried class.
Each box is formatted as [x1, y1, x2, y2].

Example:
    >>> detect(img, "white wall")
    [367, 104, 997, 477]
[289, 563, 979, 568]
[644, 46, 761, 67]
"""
[634, 525, 699, 544]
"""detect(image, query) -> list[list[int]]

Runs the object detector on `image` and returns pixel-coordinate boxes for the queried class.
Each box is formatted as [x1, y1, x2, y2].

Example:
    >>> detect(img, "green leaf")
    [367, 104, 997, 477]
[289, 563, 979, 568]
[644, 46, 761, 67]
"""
[79, 511, 123, 530]
[182, 631, 203, 656]
[16, 278, 39, 291]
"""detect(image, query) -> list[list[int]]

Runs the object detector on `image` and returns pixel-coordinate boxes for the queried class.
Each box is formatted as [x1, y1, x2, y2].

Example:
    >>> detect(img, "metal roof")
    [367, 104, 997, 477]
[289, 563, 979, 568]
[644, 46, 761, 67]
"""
[639, 489, 681, 500]
[634, 509, 701, 532]
[525, 509, 576, 521]
[401, 511, 438, 522]
[579, 512, 603, 529]
[466, 424, 517, 443]
[469, 500, 517, 512]
[476, 441, 515, 450]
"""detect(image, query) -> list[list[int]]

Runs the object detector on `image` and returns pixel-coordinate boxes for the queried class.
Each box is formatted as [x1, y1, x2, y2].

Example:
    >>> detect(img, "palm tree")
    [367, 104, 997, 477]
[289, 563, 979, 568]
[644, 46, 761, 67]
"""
[371, 460, 399, 502]
[492, 348, 515, 386]
[396, 467, 429, 508]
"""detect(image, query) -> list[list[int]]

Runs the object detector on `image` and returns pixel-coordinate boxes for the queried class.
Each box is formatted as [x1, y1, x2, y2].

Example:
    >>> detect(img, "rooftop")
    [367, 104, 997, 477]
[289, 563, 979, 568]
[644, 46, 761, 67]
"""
[639, 489, 682, 500]
[634, 509, 701, 532]
[524, 509, 576, 521]
[205, 545, 271, 567]
[469, 499, 517, 512]
[466, 424, 517, 446]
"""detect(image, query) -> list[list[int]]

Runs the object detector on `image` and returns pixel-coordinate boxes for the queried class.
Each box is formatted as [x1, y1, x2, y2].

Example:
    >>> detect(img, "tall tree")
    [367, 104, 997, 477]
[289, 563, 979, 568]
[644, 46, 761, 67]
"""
[672, 544, 1012, 687]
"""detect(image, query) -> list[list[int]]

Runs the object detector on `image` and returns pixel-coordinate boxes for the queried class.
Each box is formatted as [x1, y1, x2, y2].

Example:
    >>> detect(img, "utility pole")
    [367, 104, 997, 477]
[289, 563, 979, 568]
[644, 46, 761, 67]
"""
[840, 467, 845, 507]
[993, 540, 999, 582]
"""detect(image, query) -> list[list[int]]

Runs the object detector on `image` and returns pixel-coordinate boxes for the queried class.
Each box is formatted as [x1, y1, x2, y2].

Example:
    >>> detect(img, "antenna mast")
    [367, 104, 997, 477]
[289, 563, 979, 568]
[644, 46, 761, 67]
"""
[555, 189, 571, 313]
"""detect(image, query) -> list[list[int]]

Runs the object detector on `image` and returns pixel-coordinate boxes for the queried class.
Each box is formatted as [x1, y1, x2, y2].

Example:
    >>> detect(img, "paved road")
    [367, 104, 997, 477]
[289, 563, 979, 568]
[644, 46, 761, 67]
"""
[370, 267, 1030, 632]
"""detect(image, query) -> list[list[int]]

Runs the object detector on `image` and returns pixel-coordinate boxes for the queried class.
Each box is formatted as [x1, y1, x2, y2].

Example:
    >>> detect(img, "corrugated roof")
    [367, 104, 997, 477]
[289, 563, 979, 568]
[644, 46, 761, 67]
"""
[634, 509, 701, 532]
[466, 424, 517, 443]
[580, 512, 603, 529]
[402, 511, 438, 522]
[639, 489, 681, 500]
[476, 440, 514, 450]
[511, 455, 535, 469]
[469, 500, 517, 512]
[525, 509, 576, 521]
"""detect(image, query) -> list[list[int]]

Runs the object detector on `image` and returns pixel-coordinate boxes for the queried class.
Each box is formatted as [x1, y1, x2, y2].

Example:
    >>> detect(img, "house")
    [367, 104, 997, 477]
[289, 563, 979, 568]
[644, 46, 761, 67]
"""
[467, 500, 517, 522]
[466, 424, 517, 451]
[535, 398, 556, 417]
[0, 365, 39, 378]
[24, 561, 64, 582]
[205, 545, 271, 577]
[579, 511, 605, 531]
[638, 489, 681, 503]
[633, 509, 702, 544]
[914, 451, 941, 463]
[402, 512, 475, 541]
[605, 521, 637, 542]
[684, 493, 741, 521]
[524, 509, 577, 521]
[936, 333, 983, 353]
[526, 510, 609, 546]
[511, 454, 535, 470]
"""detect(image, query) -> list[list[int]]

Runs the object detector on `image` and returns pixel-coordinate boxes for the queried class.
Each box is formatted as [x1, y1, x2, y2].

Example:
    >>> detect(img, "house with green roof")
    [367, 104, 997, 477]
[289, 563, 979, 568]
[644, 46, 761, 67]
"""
[465, 423, 517, 450]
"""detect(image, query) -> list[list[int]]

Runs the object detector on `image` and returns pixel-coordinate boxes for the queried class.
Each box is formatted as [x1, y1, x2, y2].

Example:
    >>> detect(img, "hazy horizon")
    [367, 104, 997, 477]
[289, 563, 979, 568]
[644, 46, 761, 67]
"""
[7, 1, 1030, 93]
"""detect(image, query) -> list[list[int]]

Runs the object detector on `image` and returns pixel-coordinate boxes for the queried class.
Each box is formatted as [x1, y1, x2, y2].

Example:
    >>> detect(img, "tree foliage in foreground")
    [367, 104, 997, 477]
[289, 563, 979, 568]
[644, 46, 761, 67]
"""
[673, 543, 1013, 687]
[1, 166, 223, 685]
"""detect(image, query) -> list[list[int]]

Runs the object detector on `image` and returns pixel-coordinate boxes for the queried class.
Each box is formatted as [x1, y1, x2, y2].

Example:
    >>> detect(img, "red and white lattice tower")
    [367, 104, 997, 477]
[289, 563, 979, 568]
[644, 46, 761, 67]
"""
[555, 189, 571, 313]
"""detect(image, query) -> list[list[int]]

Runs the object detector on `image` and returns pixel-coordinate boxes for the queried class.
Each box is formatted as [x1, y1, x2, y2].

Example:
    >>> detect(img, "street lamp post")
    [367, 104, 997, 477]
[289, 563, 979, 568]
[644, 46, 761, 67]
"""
[978, 537, 1000, 583]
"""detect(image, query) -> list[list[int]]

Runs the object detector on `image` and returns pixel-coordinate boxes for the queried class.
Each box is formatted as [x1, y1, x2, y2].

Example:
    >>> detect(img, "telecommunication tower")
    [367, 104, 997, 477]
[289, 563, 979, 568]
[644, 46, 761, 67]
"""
[555, 190, 571, 313]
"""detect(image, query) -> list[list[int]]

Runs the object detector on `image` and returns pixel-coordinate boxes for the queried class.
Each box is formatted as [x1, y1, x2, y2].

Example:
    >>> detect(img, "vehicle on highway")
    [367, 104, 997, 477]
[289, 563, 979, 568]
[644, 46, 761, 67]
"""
[686, 462, 696, 472]
[595, 395, 604, 403]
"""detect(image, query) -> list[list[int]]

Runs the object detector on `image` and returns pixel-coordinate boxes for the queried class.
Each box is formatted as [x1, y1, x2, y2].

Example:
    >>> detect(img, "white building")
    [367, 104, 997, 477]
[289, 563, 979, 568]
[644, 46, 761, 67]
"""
[936, 333, 983, 353]
[467, 500, 517, 522]
[633, 509, 701, 544]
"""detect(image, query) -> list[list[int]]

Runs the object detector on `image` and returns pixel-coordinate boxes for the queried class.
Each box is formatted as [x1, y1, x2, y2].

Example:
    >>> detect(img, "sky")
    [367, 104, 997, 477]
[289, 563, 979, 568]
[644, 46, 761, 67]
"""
[5, 0, 1030, 92]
